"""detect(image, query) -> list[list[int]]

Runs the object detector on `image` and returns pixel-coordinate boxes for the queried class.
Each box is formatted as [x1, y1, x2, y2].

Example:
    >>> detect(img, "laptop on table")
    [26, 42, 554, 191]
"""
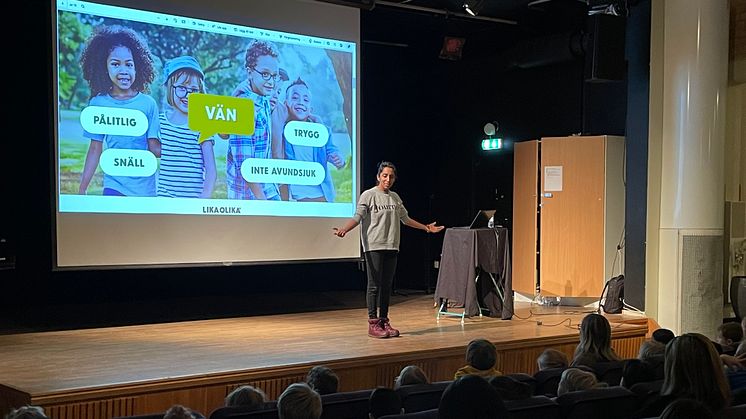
[468, 209, 496, 229]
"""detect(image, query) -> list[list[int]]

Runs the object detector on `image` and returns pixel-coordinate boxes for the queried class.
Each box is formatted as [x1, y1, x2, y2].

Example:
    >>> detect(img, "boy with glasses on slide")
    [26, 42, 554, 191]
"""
[225, 40, 283, 200]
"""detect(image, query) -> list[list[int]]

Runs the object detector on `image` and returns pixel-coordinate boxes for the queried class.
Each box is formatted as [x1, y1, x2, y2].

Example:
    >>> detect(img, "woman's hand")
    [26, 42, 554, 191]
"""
[333, 228, 346, 238]
[425, 222, 445, 233]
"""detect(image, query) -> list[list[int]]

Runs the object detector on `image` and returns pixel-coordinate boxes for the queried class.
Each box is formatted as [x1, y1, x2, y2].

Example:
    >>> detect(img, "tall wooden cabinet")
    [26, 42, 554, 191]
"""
[512, 135, 625, 298]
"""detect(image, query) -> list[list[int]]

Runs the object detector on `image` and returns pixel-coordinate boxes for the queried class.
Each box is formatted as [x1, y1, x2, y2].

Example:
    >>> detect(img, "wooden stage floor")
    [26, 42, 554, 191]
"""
[0, 294, 649, 419]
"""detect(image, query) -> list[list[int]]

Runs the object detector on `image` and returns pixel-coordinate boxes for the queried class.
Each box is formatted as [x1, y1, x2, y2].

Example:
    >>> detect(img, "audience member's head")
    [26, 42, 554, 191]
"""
[305, 365, 339, 395]
[716, 322, 743, 351]
[652, 328, 676, 345]
[224, 385, 267, 409]
[488, 375, 532, 400]
[557, 367, 606, 396]
[621, 359, 656, 388]
[537, 348, 569, 370]
[368, 387, 402, 419]
[465, 339, 497, 371]
[638, 339, 666, 361]
[5, 406, 48, 419]
[573, 313, 621, 364]
[163, 405, 195, 419]
[659, 398, 715, 419]
[394, 365, 429, 389]
[278, 383, 322, 419]
[661, 333, 730, 412]
[439, 375, 508, 419]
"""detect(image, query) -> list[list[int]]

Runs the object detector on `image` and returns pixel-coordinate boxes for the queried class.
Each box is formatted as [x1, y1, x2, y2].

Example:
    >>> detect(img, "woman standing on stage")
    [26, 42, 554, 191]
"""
[333, 161, 444, 338]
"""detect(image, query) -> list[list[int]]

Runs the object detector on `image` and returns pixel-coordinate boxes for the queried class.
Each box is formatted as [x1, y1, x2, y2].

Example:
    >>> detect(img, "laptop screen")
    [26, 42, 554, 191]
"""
[468, 210, 496, 229]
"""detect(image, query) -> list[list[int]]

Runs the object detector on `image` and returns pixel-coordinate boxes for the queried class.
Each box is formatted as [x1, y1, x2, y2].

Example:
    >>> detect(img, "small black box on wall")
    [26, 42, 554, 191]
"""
[585, 14, 627, 82]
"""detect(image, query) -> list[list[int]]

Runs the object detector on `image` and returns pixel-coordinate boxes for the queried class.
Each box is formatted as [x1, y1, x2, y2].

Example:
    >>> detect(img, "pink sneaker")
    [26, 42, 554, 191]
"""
[381, 318, 400, 337]
[368, 318, 389, 338]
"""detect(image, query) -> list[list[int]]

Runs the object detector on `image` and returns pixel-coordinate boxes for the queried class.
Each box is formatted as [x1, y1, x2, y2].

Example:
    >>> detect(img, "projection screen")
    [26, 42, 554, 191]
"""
[53, 0, 361, 268]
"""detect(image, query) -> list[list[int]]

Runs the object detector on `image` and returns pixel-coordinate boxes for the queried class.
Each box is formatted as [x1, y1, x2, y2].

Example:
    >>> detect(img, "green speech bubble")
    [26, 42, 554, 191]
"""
[188, 93, 255, 142]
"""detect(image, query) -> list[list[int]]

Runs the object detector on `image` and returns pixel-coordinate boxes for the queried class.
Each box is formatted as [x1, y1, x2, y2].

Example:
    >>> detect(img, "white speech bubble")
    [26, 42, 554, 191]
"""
[100, 149, 158, 177]
[80, 106, 149, 137]
[242, 158, 324, 185]
[283, 121, 329, 147]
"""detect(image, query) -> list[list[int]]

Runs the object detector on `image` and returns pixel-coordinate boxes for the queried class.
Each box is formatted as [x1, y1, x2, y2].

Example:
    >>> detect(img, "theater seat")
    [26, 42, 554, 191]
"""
[379, 408, 438, 419]
[533, 367, 565, 397]
[506, 373, 537, 395]
[556, 386, 638, 419]
[114, 414, 169, 419]
[592, 360, 627, 386]
[208, 405, 278, 419]
[504, 395, 560, 419]
[719, 403, 746, 419]
[629, 379, 663, 408]
[319, 388, 374, 419]
[117, 411, 206, 419]
[396, 381, 451, 413]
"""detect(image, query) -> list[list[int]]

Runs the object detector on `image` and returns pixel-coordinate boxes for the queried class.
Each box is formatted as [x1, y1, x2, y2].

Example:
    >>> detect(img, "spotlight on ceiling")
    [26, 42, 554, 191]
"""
[462, 2, 476, 16]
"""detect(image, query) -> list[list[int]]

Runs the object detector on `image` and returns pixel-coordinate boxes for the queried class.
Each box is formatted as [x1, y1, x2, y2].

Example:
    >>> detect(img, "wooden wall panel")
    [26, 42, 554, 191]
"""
[45, 397, 135, 419]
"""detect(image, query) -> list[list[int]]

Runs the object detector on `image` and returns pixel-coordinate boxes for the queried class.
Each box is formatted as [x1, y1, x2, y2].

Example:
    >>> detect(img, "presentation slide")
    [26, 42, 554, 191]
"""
[53, 0, 361, 267]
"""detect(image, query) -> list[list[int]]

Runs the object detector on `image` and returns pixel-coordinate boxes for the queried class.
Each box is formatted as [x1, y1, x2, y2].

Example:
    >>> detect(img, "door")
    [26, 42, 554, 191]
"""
[540, 136, 606, 297]
[512, 140, 539, 295]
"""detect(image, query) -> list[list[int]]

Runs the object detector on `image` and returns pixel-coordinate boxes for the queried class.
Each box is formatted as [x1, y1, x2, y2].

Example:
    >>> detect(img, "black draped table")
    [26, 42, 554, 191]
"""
[433, 227, 513, 319]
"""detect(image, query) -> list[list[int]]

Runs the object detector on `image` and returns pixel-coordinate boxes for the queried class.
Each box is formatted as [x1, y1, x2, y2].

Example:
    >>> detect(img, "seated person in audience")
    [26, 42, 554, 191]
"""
[537, 348, 569, 371]
[716, 322, 743, 355]
[639, 339, 666, 361]
[658, 398, 715, 419]
[164, 405, 202, 419]
[652, 328, 676, 345]
[454, 338, 503, 379]
[224, 385, 267, 409]
[621, 359, 657, 388]
[637, 339, 666, 380]
[305, 365, 339, 395]
[368, 387, 403, 419]
[393, 365, 429, 389]
[488, 375, 532, 400]
[737, 317, 746, 356]
[570, 313, 622, 368]
[439, 375, 508, 419]
[5, 406, 48, 419]
[278, 383, 322, 419]
[632, 333, 730, 418]
[556, 367, 607, 396]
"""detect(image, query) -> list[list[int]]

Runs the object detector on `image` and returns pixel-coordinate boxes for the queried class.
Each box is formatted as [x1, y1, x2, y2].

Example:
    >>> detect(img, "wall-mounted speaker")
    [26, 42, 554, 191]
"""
[584, 13, 626, 82]
[315, 0, 375, 10]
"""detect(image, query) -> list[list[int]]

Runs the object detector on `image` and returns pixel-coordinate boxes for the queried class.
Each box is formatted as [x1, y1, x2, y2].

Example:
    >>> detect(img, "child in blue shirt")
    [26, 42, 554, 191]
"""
[78, 25, 160, 196]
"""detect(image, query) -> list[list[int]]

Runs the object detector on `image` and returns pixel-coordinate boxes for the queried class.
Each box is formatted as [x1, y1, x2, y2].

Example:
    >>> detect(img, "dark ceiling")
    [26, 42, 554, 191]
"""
[374, 0, 595, 24]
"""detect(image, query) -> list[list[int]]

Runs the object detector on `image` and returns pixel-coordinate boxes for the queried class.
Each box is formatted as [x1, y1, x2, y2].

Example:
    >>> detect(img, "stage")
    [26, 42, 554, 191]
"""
[0, 294, 650, 419]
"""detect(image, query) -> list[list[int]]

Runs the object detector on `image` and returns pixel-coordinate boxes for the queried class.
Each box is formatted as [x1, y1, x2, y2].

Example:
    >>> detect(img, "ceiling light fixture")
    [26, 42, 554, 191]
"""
[462, 2, 476, 16]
